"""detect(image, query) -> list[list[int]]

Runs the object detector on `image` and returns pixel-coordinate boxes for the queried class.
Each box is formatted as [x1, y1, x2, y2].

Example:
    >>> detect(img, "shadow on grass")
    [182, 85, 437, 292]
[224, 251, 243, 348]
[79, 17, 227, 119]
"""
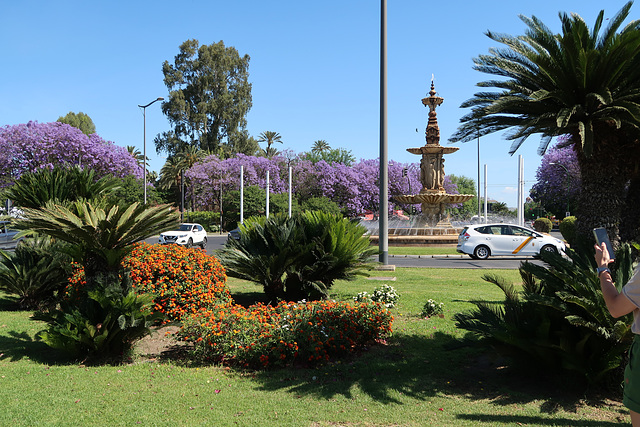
[251, 331, 624, 425]
[0, 329, 72, 364]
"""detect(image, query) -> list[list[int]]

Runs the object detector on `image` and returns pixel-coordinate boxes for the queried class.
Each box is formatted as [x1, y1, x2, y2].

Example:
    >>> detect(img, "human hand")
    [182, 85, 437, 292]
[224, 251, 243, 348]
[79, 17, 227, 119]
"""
[594, 242, 612, 267]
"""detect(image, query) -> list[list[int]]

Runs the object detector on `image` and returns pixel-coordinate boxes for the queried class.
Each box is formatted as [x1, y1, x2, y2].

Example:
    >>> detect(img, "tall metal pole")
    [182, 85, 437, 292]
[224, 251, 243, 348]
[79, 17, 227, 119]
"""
[266, 170, 270, 218]
[288, 166, 292, 218]
[138, 97, 164, 204]
[379, 0, 389, 265]
[483, 164, 488, 223]
[477, 131, 481, 219]
[240, 165, 244, 224]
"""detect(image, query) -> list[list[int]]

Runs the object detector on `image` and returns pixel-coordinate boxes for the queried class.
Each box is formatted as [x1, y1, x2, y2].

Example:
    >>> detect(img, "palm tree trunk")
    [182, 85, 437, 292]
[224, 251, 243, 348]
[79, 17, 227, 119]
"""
[574, 134, 629, 246]
[621, 174, 640, 243]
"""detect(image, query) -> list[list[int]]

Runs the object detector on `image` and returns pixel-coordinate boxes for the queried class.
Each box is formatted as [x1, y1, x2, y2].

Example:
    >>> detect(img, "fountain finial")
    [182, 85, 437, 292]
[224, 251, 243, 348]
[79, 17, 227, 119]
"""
[422, 80, 443, 146]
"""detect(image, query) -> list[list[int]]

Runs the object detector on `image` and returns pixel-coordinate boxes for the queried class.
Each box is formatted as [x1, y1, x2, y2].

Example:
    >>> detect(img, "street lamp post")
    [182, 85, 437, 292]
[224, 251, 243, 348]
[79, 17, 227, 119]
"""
[549, 162, 570, 217]
[138, 97, 164, 204]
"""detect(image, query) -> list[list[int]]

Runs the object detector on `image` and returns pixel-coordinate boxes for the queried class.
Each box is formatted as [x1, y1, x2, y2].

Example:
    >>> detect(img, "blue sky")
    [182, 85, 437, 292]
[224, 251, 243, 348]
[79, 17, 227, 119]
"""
[1, 0, 633, 207]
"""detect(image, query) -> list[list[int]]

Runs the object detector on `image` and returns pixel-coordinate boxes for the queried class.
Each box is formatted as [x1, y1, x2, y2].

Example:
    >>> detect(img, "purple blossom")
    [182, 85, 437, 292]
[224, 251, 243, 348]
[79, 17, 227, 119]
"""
[530, 139, 580, 216]
[185, 154, 458, 216]
[0, 121, 142, 187]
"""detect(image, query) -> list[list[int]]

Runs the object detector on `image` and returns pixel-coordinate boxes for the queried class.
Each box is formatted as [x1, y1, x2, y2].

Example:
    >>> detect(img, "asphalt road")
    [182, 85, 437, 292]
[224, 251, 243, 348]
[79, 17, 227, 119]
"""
[146, 233, 539, 270]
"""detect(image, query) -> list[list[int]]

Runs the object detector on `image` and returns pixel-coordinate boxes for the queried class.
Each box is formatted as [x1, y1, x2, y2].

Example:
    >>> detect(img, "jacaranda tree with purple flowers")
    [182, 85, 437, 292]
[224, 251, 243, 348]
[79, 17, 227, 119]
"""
[530, 141, 580, 219]
[0, 121, 142, 189]
[184, 153, 460, 217]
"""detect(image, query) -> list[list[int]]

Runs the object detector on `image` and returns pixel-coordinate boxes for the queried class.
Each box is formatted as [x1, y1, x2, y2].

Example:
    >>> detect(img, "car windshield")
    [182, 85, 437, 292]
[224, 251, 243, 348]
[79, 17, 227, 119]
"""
[177, 224, 192, 231]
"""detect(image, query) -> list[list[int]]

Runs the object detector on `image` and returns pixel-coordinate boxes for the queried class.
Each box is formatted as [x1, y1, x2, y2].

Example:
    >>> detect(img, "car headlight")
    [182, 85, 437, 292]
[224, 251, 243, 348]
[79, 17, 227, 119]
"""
[178, 234, 187, 238]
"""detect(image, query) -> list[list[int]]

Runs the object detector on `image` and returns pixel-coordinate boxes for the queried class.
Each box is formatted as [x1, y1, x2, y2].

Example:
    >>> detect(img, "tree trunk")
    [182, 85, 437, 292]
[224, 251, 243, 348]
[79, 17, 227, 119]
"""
[574, 134, 629, 247]
[621, 172, 640, 243]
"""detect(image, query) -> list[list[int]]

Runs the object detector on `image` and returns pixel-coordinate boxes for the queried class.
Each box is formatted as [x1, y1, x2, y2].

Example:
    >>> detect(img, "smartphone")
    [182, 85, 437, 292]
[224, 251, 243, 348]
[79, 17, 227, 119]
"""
[593, 227, 615, 260]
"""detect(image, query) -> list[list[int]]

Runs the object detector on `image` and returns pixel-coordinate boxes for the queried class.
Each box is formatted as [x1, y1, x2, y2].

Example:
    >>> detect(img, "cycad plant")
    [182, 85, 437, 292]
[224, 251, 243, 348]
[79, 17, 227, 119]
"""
[14, 201, 179, 290]
[2, 165, 120, 210]
[219, 211, 377, 302]
[454, 244, 636, 384]
[13, 201, 179, 362]
[34, 274, 163, 363]
[0, 236, 71, 310]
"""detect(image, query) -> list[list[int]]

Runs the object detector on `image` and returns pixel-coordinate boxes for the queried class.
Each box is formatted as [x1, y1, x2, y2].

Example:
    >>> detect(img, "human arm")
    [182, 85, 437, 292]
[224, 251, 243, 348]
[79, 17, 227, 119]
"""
[594, 242, 637, 318]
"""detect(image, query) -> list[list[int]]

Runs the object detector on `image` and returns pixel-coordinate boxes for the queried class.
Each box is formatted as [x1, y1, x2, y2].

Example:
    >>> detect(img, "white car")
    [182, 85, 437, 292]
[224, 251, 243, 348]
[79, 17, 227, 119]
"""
[159, 223, 207, 249]
[457, 223, 565, 260]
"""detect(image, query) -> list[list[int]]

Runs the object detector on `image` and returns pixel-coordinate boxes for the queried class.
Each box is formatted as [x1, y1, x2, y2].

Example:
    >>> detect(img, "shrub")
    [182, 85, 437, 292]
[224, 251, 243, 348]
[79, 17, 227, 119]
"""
[300, 196, 342, 216]
[219, 211, 377, 302]
[69, 243, 232, 322]
[35, 274, 162, 363]
[183, 211, 221, 232]
[0, 236, 71, 310]
[421, 299, 445, 318]
[454, 244, 636, 384]
[533, 217, 552, 233]
[353, 284, 399, 308]
[559, 216, 577, 246]
[178, 299, 394, 368]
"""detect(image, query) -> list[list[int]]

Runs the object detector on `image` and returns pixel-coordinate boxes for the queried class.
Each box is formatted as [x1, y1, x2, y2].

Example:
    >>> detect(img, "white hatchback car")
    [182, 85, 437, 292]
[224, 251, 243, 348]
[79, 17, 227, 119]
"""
[457, 223, 565, 260]
[159, 223, 207, 249]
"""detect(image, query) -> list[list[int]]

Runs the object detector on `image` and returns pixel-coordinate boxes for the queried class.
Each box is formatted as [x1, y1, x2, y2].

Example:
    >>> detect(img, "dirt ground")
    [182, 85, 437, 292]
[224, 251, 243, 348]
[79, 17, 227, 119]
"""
[133, 325, 189, 361]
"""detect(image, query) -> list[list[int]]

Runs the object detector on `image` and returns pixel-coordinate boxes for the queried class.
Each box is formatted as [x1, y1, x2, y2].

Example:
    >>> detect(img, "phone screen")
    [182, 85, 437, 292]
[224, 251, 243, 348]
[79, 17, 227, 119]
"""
[593, 227, 615, 260]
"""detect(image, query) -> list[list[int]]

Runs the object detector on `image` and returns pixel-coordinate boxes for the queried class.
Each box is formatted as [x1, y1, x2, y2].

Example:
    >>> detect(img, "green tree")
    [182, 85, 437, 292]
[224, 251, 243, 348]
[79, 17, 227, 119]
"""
[257, 131, 283, 159]
[311, 139, 330, 154]
[447, 174, 477, 219]
[107, 175, 165, 206]
[449, 2, 640, 243]
[156, 39, 252, 158]
[302, 147, 355, 166]
[57, 111, 96, 135]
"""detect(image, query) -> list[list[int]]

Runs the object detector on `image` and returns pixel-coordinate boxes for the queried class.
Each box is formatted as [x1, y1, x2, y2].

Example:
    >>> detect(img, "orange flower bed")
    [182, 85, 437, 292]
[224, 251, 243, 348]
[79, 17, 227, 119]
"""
[178, 300, 394, 368]
[67, 243, 231, 322]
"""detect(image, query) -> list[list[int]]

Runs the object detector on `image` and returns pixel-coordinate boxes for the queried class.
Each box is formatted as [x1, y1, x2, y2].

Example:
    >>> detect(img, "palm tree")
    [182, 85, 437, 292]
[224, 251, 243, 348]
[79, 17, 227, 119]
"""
[126, 145, 147, 168]
[257, 131, 283, 159]
[311, 139, 330, 154]
[449, 2, 640, 242]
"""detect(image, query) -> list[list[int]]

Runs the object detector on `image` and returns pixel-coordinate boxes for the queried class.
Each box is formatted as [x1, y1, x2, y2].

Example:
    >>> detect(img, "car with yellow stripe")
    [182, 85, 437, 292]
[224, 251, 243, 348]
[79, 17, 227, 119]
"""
[457, 223, 565, 260]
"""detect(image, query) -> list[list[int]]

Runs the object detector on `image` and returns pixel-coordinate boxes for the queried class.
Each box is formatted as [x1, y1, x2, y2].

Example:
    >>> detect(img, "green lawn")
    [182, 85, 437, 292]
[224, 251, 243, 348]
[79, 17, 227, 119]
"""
[0, 269, 629, 426]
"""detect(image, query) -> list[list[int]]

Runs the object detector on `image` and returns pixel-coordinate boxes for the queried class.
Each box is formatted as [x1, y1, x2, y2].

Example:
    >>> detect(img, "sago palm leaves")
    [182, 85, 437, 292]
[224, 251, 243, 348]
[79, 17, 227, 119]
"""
[13, 201, 179, 283]
[219, 211, 376, 302]
[3, 165, 120, 209]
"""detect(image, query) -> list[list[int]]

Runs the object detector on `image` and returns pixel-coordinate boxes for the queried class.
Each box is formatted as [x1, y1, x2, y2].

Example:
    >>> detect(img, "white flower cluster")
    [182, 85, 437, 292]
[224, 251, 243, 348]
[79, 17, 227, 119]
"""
[353, 285, 399, 308]
[421, 299, 445, 317]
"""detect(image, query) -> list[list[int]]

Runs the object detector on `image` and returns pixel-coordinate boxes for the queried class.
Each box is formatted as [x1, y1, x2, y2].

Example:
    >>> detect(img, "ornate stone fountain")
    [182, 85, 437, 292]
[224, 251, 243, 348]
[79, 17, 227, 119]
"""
[368, 80, 474, 245]
[393, 80, 474, 228]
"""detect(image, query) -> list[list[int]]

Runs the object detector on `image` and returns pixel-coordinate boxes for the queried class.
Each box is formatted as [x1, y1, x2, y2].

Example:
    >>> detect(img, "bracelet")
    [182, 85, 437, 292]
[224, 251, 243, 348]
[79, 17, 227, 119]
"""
[597, 267, 610, 277]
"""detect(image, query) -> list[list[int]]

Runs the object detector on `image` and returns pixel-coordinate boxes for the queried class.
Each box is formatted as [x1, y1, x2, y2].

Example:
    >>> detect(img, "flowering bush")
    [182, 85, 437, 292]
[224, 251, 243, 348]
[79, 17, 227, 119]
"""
[178, 300, 394, 368]
[0, 121, 142, 188]
[353, 284, 399, 308]
[421, 299, 445, 318]
[67, 243, 232, 322]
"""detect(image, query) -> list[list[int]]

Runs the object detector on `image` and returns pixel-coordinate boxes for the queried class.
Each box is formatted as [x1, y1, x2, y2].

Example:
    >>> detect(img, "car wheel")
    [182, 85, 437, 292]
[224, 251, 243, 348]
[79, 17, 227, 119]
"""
[541, 244, 557, 255]
[474, 245, 490, 260]
[200, 237, 207, 249]
[186, 238, 193, 249]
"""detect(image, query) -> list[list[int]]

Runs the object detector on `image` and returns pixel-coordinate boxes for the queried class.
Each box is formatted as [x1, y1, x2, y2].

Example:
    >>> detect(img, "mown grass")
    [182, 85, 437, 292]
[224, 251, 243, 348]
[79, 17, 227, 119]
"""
[0, 268, 630, 426]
